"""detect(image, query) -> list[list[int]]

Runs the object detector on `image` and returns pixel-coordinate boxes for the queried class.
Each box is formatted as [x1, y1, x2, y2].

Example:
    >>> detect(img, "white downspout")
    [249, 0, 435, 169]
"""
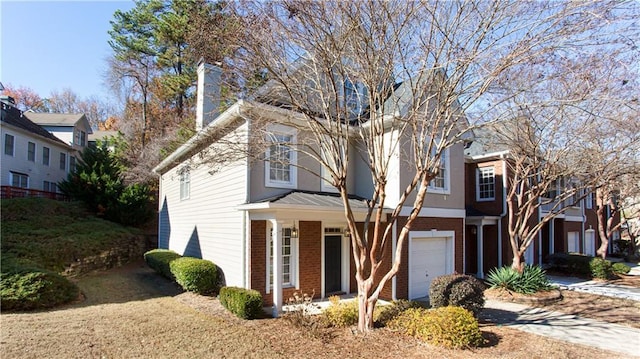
[392, 220, 397, 300]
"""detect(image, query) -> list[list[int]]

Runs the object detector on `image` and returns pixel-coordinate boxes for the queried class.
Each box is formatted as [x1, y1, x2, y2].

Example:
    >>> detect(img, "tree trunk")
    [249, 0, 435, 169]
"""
[356, 280, 375, 332]
[511, 254, 524, 273]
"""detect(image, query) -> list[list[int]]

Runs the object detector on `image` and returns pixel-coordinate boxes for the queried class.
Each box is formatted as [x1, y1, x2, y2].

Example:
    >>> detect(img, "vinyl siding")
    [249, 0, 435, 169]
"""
[157, 122, 249, 287]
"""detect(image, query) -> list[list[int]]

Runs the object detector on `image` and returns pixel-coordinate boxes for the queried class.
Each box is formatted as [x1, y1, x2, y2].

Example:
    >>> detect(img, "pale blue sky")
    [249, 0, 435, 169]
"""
[1, 0, 134, 102]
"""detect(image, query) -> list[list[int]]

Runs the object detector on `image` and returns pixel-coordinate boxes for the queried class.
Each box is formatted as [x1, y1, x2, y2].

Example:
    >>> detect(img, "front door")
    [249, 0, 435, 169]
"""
[325, 235, 342, 294]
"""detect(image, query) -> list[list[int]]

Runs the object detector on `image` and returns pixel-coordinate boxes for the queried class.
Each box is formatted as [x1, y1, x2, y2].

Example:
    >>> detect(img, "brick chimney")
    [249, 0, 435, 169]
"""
[196, 61, 222, 131]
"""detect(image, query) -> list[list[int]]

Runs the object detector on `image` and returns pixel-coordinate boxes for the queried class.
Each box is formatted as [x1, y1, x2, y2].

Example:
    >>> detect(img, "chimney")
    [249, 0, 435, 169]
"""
[196, 61, 222, 131]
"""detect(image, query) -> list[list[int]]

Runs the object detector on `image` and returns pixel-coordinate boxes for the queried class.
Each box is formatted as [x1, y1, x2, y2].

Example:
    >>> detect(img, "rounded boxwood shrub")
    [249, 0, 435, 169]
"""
[219, 286, 264, 319]
[589, 257, 613, 279]
[144, 249, 181, 279]
[169, 257, 218, 294]
[429, 274, 485, 317]
[321, 296, 359, 327]
[375, 299, 427, 327]
[612, 262, 631, 275]
[0, 259, 79, 311]
[388, 306, 484, 349]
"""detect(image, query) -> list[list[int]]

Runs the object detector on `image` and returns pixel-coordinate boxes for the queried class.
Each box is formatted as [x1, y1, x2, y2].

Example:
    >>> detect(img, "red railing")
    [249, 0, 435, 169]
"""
[1, 186, 69, 201]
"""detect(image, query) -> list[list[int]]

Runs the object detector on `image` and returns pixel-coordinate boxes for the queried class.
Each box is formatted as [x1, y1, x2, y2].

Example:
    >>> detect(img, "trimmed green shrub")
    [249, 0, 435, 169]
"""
[219, 286, 264, 319]
[169, 257, 218, 294]
[388, 306, 484, 349]
[144, 249, 181, 279]
[375, 299, 427, 327]
[0, 258, 79, 311]
[321, 296, 359, 327]
[546, 253, 591, 277]
[589, 257, 613, 279]
[612, 262, 631, 275]
[486, 265, 552, 294]
[429, 274, 485, 317]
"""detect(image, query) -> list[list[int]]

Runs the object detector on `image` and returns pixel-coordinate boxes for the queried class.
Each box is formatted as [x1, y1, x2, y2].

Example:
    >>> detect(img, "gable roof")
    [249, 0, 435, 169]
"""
[1, 102, 71, 148]
[24, 112, 92, 133]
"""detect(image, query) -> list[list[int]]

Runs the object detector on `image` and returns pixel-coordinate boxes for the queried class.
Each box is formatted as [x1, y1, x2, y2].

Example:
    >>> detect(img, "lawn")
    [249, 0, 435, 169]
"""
[1, 261, 631, 359]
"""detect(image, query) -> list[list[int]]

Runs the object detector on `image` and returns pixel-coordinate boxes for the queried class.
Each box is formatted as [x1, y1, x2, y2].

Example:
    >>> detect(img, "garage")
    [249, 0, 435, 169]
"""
[408, 231, 454, 300]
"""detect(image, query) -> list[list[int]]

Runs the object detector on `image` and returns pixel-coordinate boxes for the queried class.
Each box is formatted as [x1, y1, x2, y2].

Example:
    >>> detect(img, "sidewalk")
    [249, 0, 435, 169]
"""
[482, 299, 640, 357]
[548, 261, 640, 301]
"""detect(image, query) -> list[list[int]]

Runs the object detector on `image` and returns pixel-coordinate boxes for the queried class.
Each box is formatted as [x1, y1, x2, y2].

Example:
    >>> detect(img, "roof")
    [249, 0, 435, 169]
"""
[0, 102, 71, 148]
[89, 130, 120, 142]
[464, 126, 509, 159]
[238, 190, 373, 212]
[24, 112, 89, 128]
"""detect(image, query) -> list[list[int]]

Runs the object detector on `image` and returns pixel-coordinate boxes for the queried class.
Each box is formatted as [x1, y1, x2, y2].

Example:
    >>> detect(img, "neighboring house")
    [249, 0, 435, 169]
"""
[24, 111, 92, 172]
[154, 63, 466, 315]
[464, 132, 618, 277]
[0, 97, 74, 198]
[88, 130, 120, 150]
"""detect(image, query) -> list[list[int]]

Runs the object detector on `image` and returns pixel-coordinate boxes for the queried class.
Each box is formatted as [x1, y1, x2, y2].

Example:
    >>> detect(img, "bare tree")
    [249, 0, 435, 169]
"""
[225, 0, 638, 331]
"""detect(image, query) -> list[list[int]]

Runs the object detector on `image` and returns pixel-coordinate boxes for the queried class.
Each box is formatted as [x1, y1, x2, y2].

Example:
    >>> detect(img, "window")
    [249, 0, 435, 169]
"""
[43, 181, 57, 193]
[585, 191, 594, 209]
[27, 142, 36, 161]
[42, 147, 50, 166]
[476, 166, 495, 201]
[80, 131, 86, 147]
[265, 126, 297, 188]
[269, 227, 296, 288]
[10, 172, 28, 188]
[4, 134, 14, 156]
[180, 168, 190, 200]
[428, 148, 450, 193]
[70, 156, 76, 172]
[60, 153, 67, 171]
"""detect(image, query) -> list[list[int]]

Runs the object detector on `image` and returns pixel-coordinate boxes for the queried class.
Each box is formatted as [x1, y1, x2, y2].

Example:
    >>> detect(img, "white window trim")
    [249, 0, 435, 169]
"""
[179, 168, 190, 201]
[476, 166, 496, 201]
[4, 133, 15, 156]
[42, 147, 50, 166]
[266, 224, 299, 293]
[9, 171, 29, 188]
[27, 142, 36, 162]
[585, 191, 594, 209]
[264, 124, 298, 189]
[427, 148, 450, 195]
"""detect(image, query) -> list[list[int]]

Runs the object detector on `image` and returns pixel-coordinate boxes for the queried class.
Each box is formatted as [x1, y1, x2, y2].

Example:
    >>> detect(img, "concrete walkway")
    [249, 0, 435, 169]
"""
[482, 299, 640, 357]
[548, 262, 640, 301]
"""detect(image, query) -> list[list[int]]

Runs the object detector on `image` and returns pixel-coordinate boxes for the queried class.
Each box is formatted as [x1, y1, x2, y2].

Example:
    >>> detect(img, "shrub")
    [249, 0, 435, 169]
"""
[0, 258, 79, 311]
[219, 286, 263, 319]
[612, 262, 631, 275]
[144, 249, 181, 279]
[589, 257, 613, 279]
[546, 253, 591, 277]
[375, 299, 427, 327]
[486, 265, 552, 294]
[321, 296, 359, 327]
[388, 306, 484, 349]
[283, 292, 327, 339]
[169, 257, 218, 294]
[429, 274, 485, 317]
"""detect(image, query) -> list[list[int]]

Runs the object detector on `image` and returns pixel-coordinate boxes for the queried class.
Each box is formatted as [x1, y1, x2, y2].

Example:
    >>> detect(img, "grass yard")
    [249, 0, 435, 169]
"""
[1, 261, 629, 359]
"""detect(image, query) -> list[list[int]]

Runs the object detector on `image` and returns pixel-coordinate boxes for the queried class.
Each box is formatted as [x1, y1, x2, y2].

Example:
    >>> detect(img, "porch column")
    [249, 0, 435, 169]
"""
[270, 220, 283, 318]
[476, 224, 484, 278]
[549, 219, 555, 255]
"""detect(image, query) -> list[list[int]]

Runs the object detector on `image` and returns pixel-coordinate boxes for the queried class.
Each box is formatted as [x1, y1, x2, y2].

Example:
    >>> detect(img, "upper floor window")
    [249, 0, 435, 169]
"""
[476, 166, 495, 201]
[344, 78, 365, 115]
[10, 171, 28, 188]
[42, 147, 50, 166]
[585, 191, 594, 209]
[4, 134, 14, 156]
[180, 168, 190, 200]
[80, 131, 86, 147]
[428, 148, 450, 194]
[70, 156, 77, 172]
[265, 125, 297, 188]
[60, 153, 67, 171]
[27, 142, 36, 162]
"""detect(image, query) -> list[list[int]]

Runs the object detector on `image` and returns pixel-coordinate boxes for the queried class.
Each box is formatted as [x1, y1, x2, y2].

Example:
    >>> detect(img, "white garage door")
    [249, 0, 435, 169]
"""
[409, 236, 452, 300]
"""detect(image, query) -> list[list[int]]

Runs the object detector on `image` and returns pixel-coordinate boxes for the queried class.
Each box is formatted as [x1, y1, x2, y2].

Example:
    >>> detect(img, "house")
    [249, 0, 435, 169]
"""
[153, 63, 466, 315]
[463, 131, 618, 277]
[0, 97, 74, 199]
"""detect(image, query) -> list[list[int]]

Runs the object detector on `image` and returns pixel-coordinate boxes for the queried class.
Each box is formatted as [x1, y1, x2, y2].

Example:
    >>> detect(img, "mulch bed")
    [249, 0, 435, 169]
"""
[484, 287, 563, 305]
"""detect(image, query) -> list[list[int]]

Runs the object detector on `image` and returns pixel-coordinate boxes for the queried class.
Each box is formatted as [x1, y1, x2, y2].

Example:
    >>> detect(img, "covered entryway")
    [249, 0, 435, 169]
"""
[408, 231, 454, 300]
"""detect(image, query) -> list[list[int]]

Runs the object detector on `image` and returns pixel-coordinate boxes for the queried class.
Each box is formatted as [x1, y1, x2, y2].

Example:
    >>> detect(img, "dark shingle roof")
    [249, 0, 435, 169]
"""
[1, 102, 70, 147]
[255, 190, 371, 210]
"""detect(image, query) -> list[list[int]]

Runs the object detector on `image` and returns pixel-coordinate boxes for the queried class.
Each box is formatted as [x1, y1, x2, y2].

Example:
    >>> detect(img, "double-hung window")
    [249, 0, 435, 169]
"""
[265, 125, 297, 188]
[428, 148, 450, 194]
[179, 168, 190, 200]
[27, 142, 36, 162]
[476, 166, 495, 201]
[43, 181, 57, 193]
[10, 171, 28, 188]
[4, 134, 14, 156]
[60, 153, 67, 171]
[42, 147, 50, 166]
[269, 227, 296, 288]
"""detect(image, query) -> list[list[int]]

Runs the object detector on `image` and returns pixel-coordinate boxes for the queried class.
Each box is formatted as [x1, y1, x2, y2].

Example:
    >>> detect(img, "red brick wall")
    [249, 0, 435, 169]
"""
[250, 220, 267, 304]
[394, 216, 464, 299]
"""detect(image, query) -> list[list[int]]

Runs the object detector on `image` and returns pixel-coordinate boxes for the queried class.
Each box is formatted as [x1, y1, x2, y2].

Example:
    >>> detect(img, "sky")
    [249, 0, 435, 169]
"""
[1, 0, 135, 102]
